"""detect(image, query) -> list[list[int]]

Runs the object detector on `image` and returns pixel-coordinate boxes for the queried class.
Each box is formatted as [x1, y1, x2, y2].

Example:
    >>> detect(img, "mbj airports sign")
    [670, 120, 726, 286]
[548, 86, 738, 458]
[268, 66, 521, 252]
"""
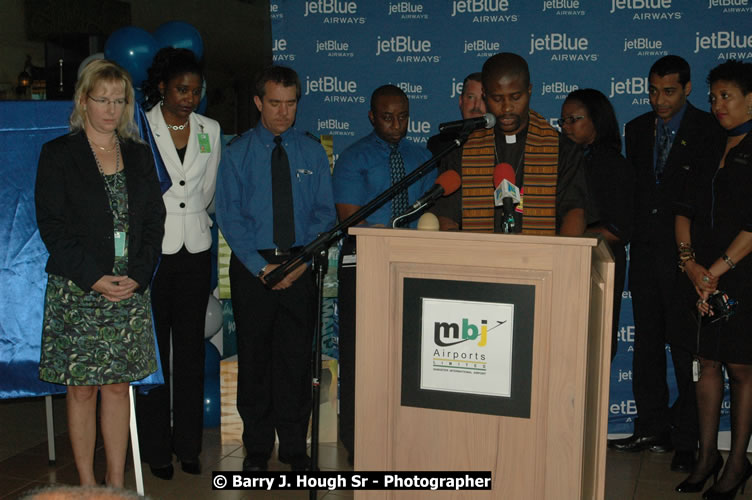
[420, 298, 514, 398]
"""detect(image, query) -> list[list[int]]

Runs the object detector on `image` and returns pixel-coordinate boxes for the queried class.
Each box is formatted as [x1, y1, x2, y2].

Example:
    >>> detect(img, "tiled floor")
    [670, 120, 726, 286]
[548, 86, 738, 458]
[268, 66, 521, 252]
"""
[0, 396, 749, 499]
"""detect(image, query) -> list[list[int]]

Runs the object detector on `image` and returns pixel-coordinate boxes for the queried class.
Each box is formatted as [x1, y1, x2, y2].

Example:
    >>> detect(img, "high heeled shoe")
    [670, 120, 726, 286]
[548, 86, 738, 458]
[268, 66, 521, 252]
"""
[675, 453, 723, 493]
[674, 453, 723, 493]
[703, 460, 752, 500]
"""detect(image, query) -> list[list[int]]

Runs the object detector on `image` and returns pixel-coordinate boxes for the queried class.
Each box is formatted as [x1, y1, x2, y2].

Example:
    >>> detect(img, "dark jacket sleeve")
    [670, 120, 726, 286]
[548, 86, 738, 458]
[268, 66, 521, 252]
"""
[125, 142, 166, 291]
[556, 135, 587, 219]
[587, 147, 635, 243]
[35, 137, 106, 291]
[674, 156, 700, 219]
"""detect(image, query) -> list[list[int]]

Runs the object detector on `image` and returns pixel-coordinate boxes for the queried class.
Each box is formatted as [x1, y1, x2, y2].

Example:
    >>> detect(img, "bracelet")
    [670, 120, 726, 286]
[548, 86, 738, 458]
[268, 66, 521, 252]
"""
[722, 253, 736, 270]
[679, 251, 695, 262]
[678, 257, 695, 272]
[677, 243, 696, 272]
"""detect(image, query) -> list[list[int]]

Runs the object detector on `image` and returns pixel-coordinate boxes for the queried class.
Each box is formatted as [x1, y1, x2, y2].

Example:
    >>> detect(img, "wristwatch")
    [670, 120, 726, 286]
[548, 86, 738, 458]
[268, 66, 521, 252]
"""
[257, 265, 268, 278]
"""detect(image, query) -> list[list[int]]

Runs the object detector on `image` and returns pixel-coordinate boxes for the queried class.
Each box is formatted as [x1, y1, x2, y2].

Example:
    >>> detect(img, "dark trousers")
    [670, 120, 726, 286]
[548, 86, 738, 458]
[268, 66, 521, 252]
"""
[136, 247, 210, 466]
[611, 242, 627, 361]
[337, 237, 357, 456]
[229, 253, 315, 459]
[629, 242, 698, 450]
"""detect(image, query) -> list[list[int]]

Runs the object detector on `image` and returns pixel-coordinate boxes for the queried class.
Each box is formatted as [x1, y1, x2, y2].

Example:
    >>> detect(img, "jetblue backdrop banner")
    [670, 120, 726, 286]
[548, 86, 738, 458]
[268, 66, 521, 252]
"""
[271, 0, 750, 435]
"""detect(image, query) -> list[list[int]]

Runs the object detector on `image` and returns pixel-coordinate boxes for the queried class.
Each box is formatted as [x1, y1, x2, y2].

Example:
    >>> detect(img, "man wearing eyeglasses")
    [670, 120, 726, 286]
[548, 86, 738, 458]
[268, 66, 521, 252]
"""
[607, 55, 724, 474]
[431, 52, 586, 236]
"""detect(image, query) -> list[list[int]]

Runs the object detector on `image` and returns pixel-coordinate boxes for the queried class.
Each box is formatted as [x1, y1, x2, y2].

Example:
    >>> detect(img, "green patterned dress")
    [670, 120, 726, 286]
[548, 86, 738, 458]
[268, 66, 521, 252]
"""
[39, 170, 157, 386]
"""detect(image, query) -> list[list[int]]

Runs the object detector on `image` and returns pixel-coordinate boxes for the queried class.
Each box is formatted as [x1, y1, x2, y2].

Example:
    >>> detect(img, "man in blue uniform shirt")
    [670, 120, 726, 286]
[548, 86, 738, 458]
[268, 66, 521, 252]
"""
[215, 65, 335, 472]
[332, 84, 436, 463]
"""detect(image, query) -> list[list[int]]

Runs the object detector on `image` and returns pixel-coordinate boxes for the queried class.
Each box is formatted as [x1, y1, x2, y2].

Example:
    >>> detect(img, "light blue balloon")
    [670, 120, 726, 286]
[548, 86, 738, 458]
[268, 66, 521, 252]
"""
[153, 21, 204, 61]
[104, 26, 157, 89]
[204, 294, 222, 339]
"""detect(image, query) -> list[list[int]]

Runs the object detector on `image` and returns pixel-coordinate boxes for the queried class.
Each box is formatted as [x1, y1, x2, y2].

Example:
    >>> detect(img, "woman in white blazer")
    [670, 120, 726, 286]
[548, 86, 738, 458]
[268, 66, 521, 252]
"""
[136, 47, 220, 480]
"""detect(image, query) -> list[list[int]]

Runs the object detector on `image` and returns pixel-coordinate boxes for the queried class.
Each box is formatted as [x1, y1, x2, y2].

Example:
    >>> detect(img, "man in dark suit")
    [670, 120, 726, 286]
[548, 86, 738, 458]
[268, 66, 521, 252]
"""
[608, 55, 724, 473]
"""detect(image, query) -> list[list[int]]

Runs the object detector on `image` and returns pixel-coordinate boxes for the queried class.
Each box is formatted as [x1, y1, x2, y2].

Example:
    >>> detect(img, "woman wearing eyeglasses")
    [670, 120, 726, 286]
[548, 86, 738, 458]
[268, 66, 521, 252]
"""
[34, 59, 165, 487]
[560, 88, 634, 359]
[135, 47, 220, 480]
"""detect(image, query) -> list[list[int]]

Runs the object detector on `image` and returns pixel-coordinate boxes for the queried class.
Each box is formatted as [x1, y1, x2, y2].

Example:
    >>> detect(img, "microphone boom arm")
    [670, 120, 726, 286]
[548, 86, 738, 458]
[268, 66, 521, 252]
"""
[263, 131, 472, 288]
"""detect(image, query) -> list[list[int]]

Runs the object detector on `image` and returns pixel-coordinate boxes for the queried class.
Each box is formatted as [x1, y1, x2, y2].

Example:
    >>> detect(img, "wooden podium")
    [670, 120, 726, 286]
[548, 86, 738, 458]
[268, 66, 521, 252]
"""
[350, 228, 614, 500]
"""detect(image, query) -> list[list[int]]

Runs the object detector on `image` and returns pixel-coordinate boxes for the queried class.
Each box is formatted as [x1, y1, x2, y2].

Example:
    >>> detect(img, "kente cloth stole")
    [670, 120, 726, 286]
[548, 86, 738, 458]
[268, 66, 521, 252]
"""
[460, 110, 559, 235]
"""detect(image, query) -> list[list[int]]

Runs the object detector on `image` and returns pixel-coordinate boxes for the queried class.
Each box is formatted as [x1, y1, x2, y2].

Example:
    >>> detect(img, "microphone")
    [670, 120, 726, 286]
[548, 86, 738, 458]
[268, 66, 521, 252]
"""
[410, 170, 461, 210]
[492, 163, 519, 233]
[416, 213, 440, 231]
[438, 113, 496, 135]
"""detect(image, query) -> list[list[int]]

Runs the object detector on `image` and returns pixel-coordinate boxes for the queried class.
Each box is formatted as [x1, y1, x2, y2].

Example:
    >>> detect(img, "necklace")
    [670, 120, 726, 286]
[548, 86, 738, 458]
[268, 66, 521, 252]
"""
[166, 119, 190, 131]
[87, 135, 117, 153]
[88, 136, 121, 176]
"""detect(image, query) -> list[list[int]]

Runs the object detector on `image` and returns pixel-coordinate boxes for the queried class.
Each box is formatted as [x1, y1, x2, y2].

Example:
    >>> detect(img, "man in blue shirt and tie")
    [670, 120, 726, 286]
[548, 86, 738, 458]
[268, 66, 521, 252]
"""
[609, 55, 724, 474]
[215, 65, 335, 472]
[332, 84, 436, 463]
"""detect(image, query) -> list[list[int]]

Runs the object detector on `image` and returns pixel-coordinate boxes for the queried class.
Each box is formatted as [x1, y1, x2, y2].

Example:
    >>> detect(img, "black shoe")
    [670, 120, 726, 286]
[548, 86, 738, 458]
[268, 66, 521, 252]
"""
[703, 460, 752, 499]
[180, 459, 201, 475]
[608, 433, 673, 453]
[672, 450, 698, 473]
[242, 455, 268, 472]
[675, 453, 722, 493]
[279, 453, 311, 471]
[149, 463, 174, 480]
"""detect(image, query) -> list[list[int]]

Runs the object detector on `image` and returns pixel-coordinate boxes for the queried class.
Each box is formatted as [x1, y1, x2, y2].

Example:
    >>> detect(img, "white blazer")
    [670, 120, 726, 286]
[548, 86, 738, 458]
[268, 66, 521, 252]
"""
[147, 105, 221, 255]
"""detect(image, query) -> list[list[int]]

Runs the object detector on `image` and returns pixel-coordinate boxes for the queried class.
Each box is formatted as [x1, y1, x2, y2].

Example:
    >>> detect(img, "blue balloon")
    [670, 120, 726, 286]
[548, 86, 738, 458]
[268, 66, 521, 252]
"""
[153, 21, 204, 61]
[104, 27, 157, 90]
[197, 94, 208, 115]
[203, 373, 220, 428]
[204, 340, 220, 376]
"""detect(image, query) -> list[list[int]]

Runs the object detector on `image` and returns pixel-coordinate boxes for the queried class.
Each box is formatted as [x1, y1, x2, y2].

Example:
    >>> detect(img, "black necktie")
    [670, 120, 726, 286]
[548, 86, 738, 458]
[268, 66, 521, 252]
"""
[389, 142, 408, 224]
[655, 123, 671, 182]
[271, 136, 294, 250]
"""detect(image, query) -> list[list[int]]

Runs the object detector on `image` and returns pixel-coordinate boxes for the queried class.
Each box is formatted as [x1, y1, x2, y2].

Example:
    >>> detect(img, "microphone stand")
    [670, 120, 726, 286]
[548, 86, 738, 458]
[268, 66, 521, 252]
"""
[263, 130, 472, 500]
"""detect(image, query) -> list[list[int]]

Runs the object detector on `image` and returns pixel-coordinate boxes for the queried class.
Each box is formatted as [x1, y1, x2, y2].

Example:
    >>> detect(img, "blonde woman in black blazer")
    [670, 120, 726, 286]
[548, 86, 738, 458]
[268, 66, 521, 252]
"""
[35, 59, 165, 488]
[135, 48, 220, 480]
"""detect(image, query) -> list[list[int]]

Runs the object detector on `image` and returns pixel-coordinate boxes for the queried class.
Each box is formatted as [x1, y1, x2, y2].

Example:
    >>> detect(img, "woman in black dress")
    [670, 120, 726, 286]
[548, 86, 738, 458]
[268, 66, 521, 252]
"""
[35, 59, 165, 487]
[673, 60, 752, 499]
[560, 88, 634, 359]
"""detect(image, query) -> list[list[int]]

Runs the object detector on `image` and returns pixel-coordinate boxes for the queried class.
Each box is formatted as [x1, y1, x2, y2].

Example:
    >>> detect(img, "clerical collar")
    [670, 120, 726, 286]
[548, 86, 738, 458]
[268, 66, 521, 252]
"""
[728, 120, 752, 137]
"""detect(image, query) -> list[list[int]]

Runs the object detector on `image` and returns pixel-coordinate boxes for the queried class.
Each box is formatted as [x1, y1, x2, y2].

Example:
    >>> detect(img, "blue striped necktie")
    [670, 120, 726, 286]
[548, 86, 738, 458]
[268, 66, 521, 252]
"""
[389, 142, 408, 225]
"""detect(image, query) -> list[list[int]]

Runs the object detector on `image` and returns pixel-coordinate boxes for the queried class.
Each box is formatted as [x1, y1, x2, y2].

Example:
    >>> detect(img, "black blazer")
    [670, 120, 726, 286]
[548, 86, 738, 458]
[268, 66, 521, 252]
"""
[583, 144, 634, 244]
[35, 130, 166, 292]
[625, 102, 724, 245]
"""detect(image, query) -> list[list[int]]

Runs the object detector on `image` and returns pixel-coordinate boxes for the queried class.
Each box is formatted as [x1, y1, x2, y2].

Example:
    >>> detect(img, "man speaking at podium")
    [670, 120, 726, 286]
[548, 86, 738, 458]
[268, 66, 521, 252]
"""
[332, 84, 436, 463]
[431, 52, 586, 236]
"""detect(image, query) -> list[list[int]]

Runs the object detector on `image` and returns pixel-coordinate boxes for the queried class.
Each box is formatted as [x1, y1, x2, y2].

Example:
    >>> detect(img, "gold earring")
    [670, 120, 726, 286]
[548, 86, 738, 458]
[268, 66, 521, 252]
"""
[83, 105, 87, 111]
